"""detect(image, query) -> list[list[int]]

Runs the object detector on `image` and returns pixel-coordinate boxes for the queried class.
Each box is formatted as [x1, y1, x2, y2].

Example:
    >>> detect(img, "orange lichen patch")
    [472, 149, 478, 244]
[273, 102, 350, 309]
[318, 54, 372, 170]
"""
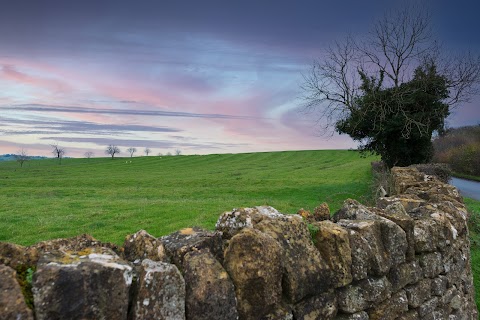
[58, 254, 81, 265]
[76, 248, 94, 257]
[297, 208, 312, 220]
[180, 228, 195, 235]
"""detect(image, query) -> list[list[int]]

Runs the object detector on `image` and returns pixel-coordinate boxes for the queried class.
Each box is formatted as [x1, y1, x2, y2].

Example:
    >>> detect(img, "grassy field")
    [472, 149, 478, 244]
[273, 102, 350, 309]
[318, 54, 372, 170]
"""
[0, 150, 376, 246]
[465, 197, 480, 310]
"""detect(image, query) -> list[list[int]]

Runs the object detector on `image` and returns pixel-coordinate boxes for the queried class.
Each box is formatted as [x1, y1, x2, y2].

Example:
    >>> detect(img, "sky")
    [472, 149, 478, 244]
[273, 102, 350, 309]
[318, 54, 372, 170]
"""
[1, 0, 479, 157]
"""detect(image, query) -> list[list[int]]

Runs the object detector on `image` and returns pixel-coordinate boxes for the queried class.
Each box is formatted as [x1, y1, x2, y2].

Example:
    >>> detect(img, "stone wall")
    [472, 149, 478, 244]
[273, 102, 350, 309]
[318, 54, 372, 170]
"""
[0, 167, 478, 319]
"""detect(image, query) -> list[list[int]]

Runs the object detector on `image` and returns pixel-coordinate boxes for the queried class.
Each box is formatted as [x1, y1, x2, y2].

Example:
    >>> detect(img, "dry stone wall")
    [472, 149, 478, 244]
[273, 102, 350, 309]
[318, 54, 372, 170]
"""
[0, 167, 478, 319]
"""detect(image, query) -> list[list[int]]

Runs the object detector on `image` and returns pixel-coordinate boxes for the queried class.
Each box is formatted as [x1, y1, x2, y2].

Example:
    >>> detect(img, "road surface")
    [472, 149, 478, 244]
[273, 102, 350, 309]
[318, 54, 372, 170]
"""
[450, 177, 480, 201]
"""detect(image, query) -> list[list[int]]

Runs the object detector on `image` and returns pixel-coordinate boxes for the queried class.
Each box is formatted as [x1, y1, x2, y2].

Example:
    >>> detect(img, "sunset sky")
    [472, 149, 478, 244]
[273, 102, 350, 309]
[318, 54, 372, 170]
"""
[1, 1, 479, 157]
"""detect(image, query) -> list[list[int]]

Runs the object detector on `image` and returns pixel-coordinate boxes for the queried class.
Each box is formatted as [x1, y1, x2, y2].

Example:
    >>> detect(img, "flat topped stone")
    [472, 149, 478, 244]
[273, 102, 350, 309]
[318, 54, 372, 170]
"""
[33, 247, 133, 320]
[159, 226, 223, 268]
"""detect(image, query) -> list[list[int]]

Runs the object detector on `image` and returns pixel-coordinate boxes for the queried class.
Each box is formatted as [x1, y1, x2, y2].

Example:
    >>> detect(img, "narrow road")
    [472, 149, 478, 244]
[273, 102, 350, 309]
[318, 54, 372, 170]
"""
[450, 177, 480, 201]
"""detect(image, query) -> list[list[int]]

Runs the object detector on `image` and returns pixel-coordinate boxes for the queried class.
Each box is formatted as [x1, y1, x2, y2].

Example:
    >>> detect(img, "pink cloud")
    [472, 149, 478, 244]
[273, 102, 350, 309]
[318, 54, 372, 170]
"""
[1, 64, 71, 93]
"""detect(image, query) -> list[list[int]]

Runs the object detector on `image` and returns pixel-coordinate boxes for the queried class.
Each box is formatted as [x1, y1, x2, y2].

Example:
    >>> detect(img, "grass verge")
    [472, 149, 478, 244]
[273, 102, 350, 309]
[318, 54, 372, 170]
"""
[452, 172, 480, 182]
[465, 197, 480, 311]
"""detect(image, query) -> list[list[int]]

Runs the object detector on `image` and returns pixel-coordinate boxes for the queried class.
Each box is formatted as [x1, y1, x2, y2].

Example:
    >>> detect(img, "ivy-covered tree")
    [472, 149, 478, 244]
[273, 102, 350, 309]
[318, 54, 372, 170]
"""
[302, 6, 480, 167]
[336, 63, 449, 167]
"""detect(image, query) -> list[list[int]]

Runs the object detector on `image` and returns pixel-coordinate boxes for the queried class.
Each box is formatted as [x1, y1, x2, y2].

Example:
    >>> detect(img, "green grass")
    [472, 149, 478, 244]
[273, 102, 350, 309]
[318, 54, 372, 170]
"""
[452, 172, 480, 182]
[465, 197, 480, 311]
[0, 150, 376, 246]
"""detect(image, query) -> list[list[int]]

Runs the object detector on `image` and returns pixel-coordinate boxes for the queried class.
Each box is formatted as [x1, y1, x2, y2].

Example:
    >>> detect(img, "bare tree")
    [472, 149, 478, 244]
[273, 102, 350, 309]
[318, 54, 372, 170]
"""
[51, 143, 66, 164]
[14, 149, 29, 167]
[157, 152, 163, 156]
[302, 6, 480, 136]
[166, 152, 172, 156]
[175, 149, 182, 156]
[144, 147, 151, 156]
[127, 147, 137, 157]
[105, 145, 121, 159]
[84, 151, 94, 159]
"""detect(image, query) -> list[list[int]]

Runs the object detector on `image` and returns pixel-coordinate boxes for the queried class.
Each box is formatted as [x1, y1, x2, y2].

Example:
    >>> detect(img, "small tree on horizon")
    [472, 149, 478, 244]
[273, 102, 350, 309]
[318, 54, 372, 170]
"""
[105, 145, 121, 159]
[175, 149, 182, 156]
[144, 147, 151, 156]
[84, 151, 94, 159]
[14, 149, 29, 167]
[51, 143, 66, 164]
[127, 147, 137, 157]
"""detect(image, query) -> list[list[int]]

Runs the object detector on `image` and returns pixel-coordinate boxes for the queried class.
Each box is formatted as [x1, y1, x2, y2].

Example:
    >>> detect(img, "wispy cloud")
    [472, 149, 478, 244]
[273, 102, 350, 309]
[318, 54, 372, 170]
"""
[6, 104, 262, 120]
[0, 117, 181, 135]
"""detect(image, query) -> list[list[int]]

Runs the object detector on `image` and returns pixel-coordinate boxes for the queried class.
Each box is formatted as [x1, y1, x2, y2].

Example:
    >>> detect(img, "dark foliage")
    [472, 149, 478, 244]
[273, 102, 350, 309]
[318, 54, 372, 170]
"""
[336, 64, 449, 167]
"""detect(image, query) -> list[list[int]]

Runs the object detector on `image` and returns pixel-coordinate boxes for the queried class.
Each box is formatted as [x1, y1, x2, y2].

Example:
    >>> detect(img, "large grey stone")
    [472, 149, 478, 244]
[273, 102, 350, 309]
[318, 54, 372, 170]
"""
[387, 259, 422, 292]
[254, 212, 332, 302]
[183, 249, 237, 320]
[217, 206, 332, 303]
[130, 259, 185, 320]
[335, 199, 407, 268]
[419, 252, 444, 278]
[313, 221, 352, 287]
[32, 248, 133, 320]
[338, 220, 390, 280]
[224, 228, 283, 320]
[404, 278, 432, 308]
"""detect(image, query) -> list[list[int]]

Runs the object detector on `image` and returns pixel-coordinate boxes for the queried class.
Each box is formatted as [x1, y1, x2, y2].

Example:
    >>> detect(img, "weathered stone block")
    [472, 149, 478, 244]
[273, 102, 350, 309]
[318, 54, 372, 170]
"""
[338, 220, 390, 280]
[419, 252, 444, 278]
[336, 276, 392, 313]
[440, 286, 458, 306]
[218, 206, 333, 302]
[224, 228, 283, 320]
[367, 290, 409, 320]
[388, 259, 422, 292]
[130, 259, 185, 320]
[335, 199, 407, 267]
[123, 229, 168, 263]
[293, 292, 337, 320]
[160, 227, 223, 268]
[380, 201, 416, 260]
[413, 218, 441, 253]
[33, 248, 133, 320]
[0, 265, 33, 320]
[313, 220, 352, 287]
[215, 206, 279, 239]
[254, 213, 332, 303]
[183, 249, 238, 320]
[418, 296, 438, 318]
[404, 278, 432, 308]
[431, 275, 448, 296]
